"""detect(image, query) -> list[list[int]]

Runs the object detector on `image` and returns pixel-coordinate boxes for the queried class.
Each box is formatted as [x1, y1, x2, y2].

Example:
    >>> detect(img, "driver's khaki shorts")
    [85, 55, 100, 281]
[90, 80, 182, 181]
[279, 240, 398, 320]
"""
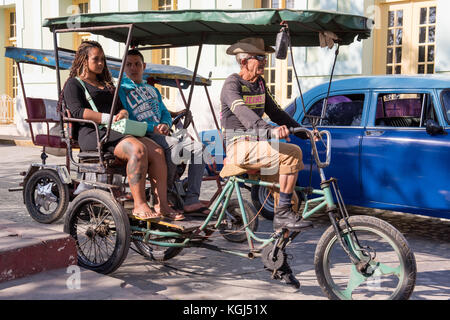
[225, 139, 304, 178]
[224, 139, 304, 211]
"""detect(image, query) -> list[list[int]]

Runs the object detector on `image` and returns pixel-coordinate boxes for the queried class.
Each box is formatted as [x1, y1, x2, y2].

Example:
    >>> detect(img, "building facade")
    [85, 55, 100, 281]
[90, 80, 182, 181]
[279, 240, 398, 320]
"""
[0, 0, 449, 136]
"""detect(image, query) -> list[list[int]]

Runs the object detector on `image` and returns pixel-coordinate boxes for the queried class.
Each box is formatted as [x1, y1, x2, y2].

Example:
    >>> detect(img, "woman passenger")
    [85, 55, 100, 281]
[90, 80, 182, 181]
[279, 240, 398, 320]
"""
[63, 40, 183, 221]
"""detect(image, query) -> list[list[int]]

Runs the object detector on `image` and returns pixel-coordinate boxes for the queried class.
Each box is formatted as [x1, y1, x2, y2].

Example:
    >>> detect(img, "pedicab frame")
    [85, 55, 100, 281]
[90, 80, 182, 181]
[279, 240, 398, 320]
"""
[39, 9, 417, 300]
[5, 46, 216, 221]
[42, 8, 374, 207]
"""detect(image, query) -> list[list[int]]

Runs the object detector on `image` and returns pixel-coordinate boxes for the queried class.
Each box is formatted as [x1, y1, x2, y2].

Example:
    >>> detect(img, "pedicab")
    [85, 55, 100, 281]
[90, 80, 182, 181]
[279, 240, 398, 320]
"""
[40, 9, 416, 299]
[5, 46, 217, 224]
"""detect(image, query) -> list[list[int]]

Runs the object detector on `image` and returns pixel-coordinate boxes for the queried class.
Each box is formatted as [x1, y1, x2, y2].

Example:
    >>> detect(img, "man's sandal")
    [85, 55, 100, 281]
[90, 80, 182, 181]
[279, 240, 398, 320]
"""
[184, 206, 211, 215]
[132, 210, 162, 222]
[162, 211, 185, 221]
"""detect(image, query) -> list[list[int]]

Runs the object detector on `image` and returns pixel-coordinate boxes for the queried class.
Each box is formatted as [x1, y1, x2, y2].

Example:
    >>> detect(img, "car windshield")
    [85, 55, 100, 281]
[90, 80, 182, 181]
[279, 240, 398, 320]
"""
[302, 94, 365, 126]
[442, 90, 450, 124]
[285, 100, 296, 117]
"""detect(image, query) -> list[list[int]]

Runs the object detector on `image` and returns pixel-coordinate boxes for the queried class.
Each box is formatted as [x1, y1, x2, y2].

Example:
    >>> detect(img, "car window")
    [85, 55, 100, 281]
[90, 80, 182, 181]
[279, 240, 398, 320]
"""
[442, 90, 450, 125]
[375, 93, 436, 127]
[302, 94, 365, 126]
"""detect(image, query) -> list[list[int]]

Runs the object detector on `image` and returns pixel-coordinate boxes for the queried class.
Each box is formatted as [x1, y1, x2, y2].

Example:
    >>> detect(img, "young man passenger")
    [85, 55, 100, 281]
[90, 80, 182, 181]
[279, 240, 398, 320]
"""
[119, 49, 210, 219]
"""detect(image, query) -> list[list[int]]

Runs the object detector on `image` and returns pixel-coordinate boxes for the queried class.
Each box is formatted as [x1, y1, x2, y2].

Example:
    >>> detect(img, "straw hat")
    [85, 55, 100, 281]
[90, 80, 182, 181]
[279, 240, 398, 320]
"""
[226, 37, 275, 55]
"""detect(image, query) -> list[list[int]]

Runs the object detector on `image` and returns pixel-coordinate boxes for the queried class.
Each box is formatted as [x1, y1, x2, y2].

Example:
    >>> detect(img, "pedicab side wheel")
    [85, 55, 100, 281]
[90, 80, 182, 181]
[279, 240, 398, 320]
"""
[219, 199, 258, 243]
[314, 215, 417, 300]
[133, 237, 184, 262]
[24, 169, 69, 224]
[64, 189, 131, 275]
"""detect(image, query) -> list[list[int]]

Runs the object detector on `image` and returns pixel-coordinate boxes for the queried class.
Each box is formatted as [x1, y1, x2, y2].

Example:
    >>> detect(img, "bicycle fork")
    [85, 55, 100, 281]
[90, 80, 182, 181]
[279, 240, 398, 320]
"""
[322, 174, 375, 275]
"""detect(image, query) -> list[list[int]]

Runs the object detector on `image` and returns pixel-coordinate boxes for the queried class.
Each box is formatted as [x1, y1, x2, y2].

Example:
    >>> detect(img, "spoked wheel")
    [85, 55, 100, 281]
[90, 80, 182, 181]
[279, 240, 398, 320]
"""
[219, 199, 258, 243]
[132, 229, 184, 262]
[24, 169, 69, 224]
[64, 189, 130, 274]
[314, 215, 416, 300]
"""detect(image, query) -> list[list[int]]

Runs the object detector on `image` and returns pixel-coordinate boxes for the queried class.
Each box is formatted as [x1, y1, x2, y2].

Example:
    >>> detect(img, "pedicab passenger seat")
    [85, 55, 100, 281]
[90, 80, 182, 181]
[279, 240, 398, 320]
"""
[63, 108, 125, 175]
[25, 97, 66, 149]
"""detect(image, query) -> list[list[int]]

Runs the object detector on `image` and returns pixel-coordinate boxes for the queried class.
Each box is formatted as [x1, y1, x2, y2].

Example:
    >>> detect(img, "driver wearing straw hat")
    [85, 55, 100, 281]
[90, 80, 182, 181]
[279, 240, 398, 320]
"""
[220, 37, 312, 288]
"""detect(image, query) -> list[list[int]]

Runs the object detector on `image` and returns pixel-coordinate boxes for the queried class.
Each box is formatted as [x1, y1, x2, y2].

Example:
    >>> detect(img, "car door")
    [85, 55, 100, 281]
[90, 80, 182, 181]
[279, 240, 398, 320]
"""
[291, 91, 369, 203]
[361, 89, 450, 218]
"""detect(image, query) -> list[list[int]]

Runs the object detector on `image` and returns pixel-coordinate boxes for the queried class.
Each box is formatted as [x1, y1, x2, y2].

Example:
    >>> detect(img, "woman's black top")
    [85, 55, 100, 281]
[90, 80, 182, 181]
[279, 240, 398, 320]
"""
[63, 77, 125, 152]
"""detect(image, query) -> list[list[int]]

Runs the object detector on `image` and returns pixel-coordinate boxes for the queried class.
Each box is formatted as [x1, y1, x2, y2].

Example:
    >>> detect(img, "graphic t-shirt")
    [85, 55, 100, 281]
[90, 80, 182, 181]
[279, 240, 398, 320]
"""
[220, 73, 305, 145]
[119, 76, 172, 133]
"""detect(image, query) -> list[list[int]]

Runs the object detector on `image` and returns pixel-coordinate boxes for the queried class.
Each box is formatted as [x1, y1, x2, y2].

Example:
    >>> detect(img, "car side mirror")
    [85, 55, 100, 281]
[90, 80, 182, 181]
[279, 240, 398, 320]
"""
[275, 27, 289, 60]
[425, 119, 447, 135]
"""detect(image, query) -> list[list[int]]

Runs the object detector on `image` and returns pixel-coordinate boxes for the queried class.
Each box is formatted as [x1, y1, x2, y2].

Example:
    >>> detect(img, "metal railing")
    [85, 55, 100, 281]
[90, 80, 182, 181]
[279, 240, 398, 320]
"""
[0, 94, 15, 124]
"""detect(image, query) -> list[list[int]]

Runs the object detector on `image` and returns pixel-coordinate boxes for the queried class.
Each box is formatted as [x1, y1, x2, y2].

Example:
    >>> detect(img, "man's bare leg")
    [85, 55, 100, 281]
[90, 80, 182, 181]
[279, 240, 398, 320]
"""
[279, 173, 298, 194]
[138, 137, 184, 220]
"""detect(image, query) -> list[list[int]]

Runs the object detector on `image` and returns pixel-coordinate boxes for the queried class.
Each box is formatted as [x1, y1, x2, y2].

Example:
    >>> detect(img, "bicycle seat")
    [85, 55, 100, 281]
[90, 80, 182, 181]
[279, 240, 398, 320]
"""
[219, 157, 260, 178]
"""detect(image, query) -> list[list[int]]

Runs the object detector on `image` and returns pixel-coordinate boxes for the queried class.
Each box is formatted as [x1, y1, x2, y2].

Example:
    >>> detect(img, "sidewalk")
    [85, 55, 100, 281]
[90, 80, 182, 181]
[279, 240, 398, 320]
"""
[0, 217, 169, 300]
[0, 144, 448, 301]
[0, 135, 34, 147]
[0, 139, 169, 300]
[0, 266, 168, 300]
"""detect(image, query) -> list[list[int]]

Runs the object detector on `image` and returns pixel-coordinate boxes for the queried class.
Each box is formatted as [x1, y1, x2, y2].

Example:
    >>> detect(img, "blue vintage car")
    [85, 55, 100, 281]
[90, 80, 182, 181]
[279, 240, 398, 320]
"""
[203, 75, 450, 220]
[281, 75, 450, 219]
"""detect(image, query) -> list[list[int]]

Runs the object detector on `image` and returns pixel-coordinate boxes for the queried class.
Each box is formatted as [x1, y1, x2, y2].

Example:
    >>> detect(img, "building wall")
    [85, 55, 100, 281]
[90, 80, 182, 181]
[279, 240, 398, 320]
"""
[1, 0, 448, 137]
[176, 0, 368, 133]
[0, 6, 7, 96]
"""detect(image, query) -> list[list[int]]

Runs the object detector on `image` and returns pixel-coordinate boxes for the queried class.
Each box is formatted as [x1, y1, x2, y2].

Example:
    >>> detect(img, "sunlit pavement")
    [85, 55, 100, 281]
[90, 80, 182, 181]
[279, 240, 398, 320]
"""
[0, 145, 448, 300]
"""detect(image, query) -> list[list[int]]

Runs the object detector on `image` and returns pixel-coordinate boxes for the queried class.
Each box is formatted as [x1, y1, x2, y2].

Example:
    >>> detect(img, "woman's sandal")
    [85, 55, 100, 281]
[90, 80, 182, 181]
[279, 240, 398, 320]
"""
[132, 210, 162, 222]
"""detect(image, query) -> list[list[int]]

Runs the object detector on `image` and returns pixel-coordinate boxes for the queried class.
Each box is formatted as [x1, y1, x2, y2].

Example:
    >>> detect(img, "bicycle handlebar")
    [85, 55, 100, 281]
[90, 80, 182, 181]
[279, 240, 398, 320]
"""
[289, 127, 331, 168]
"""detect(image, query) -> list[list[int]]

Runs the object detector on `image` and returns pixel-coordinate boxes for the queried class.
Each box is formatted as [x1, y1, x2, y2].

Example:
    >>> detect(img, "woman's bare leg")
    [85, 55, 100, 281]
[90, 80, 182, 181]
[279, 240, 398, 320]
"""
[139, 137, 184, 219]
[114, 137, 157, 218]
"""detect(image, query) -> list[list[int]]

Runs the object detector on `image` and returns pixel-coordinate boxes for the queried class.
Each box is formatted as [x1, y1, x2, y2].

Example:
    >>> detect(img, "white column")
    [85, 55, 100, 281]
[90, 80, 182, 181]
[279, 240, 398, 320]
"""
[436, 0, 450, 73]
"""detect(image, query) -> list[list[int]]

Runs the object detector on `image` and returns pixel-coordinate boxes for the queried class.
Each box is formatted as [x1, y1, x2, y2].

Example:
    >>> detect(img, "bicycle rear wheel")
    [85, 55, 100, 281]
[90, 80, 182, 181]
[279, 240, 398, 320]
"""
[314, 215, 416, 300]
[219, 199, 258, 243]
[64, 189, 130, 274]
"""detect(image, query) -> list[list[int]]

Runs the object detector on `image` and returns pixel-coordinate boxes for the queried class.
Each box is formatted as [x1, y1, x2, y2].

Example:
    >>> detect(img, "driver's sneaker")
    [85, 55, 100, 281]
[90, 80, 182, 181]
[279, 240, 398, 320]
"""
[273, 204, 313, 232]
[278, 262, 300, 289]
[281, 272, 300, 289]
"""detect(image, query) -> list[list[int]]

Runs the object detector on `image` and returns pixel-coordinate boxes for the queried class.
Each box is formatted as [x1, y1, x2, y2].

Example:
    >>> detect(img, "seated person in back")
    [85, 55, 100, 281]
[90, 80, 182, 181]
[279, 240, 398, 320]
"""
[119, 49, 211, 217]
[63, 40, 171, 221]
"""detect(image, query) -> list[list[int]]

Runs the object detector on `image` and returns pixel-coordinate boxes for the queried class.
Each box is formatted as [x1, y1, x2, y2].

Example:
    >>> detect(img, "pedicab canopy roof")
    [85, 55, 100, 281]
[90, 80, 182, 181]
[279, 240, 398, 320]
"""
[4, 46, 211, 88]
[42, 9, 373, 47]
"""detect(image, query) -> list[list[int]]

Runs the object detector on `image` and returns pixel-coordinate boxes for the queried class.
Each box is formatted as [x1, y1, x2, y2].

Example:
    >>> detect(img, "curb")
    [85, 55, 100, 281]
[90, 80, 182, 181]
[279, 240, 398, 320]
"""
[0, 219, 77, 283]
[0, 137, 35, 147]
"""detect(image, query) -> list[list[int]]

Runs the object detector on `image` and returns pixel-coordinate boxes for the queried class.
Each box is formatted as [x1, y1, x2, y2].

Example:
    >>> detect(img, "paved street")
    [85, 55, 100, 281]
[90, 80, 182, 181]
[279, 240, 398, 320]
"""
[0, 144, 449, 300]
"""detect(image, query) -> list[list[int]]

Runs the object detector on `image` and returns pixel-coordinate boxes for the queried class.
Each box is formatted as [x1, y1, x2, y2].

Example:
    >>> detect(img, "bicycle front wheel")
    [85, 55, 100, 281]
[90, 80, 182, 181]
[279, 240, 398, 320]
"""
[314, 215, 416, 300]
